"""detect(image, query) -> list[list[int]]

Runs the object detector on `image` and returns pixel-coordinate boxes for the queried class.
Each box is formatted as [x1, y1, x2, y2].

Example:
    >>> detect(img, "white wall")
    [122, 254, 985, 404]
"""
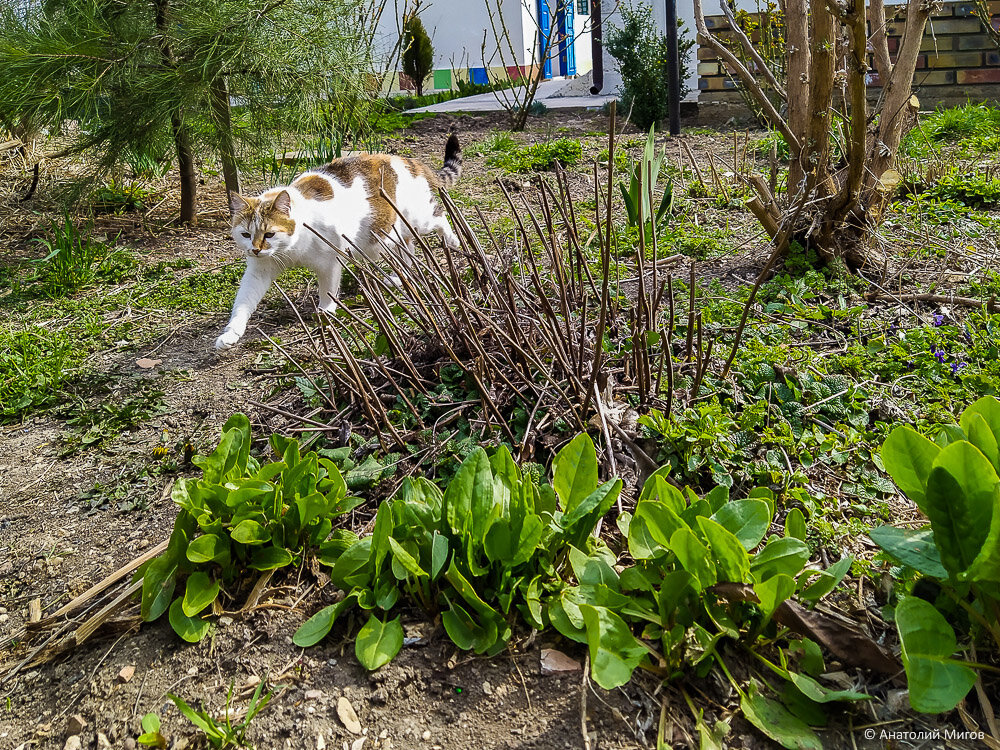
[373, 0, 531, 76]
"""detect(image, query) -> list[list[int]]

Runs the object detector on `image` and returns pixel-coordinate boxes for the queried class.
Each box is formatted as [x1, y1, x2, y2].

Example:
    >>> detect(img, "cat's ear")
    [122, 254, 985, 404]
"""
[229, 192, 250, 217]
[272, 190, 291, 215]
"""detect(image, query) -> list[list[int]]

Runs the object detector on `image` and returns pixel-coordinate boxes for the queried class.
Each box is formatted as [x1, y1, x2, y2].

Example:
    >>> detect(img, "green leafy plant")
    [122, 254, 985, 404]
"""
[293, 433, 622, 667]
[169, 678, 274, 749]
[486, 138, 582, 173]
[605, 3, 694, 130]
[138, 414, 361, 642]
[137, 712, 166, 748]
[871, 396, 1000, 713]
[30, 213, 109, 298]
[296, 429, 855, 734]
[91, 177, 156, 213]
[619, 126, 674, 242]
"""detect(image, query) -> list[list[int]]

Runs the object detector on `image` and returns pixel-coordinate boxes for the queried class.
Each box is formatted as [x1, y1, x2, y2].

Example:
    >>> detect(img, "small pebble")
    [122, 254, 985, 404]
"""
[421, 730, 431, 741]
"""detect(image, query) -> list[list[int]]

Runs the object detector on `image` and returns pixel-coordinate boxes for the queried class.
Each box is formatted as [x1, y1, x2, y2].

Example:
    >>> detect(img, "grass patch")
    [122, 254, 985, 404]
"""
[486, 138, 582, 173]
[902, 102, 1000, 156]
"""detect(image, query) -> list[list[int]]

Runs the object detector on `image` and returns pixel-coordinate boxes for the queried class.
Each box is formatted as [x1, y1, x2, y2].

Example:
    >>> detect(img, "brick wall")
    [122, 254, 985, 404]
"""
[697, 1, 1000, 108]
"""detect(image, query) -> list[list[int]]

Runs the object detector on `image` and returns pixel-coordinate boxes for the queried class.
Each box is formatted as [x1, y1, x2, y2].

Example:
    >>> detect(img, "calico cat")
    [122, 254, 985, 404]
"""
[215, 134, 462, 350]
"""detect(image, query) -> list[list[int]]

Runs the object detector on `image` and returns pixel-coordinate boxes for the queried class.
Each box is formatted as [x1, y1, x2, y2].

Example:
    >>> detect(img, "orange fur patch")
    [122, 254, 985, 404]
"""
[293, 174, 334, 201]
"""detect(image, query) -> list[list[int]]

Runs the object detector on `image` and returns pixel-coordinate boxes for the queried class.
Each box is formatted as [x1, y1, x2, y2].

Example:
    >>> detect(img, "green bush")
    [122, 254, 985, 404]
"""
[871, 396, 1000, 713]
[138, 414, 362, 642]
[486, 138, 582, 173]
[605, 3, 694, 130]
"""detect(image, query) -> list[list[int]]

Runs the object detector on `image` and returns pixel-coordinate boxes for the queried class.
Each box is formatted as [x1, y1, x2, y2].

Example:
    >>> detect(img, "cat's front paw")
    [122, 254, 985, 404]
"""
[319, 299, 339, 314]
[215, 329, 241, 351]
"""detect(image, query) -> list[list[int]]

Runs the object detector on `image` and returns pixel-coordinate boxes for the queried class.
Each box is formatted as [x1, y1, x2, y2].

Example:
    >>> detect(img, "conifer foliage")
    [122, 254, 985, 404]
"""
[0, 0, 370, 225]
[401, 12, 434, 97]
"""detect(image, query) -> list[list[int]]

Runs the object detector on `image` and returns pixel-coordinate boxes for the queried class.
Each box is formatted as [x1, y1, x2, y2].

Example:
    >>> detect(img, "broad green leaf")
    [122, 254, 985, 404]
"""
[293, 594, 356, 647]
[668, 527, 716, 589]
[925, 441, 999, 576]
[249, 546, 293, 570]
[561, 478, 622, 544]
[754, 573, 795, 618]
[441, 597, 500, 653]
[740, 681, 822, 750]
[580, 604, 647, 689]
[168, 597, 211, 642]
[141, 556, 177, 622]
[797, 556, 853, 602]
[181, 571, 220, 617]
[784, 508, 807, 541]
[881, 426, 941, 510]
[186, 534, 229, 564]
[355, 614, 404, 670]
[231, 519, 270, 545]
[443, 447, 491, 539]
[895, 596, 977, 713]
[193, 422, 244, 484]
[330, 538, 373, 589]
[786, 671, 870, 703]
[868, 526, 948, 578]
[444, 561, 498, 618]
[751, 537, 810, 582]
[141, 713, 160, 733]
[697, 517, 750, 583]
[568, 546, 621, 589]
[627, 511, 663, 560]
[960, 396, 1000, 472]
[635, 497, 688, 550]
[430, 531, 449, 580]
[711, 499, 770, 550]
[388, 537, 428, 578]
[962, 412, 1000, 475]
[221, 413, 252, 477]
[966, 505, 1000, 582]
[552, 434, 599, 514]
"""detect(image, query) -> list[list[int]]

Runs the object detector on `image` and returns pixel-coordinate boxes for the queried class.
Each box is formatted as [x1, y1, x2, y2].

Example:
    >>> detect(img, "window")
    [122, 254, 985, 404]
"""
[577, 0, 589, 15]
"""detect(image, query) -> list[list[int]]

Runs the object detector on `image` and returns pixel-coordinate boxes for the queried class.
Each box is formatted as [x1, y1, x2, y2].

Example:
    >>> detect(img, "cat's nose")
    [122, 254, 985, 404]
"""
[251, 248, 261, 256]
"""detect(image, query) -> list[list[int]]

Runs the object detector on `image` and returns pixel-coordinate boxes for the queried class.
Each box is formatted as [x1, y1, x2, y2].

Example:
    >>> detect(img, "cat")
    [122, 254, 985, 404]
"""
[215, 134, 462, 350]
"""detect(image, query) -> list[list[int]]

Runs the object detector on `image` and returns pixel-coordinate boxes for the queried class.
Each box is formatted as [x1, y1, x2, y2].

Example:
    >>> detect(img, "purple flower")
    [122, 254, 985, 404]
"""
[935, 350, 946, 363]
[951, 361, 966, 375]
[933, 314, 944, 326]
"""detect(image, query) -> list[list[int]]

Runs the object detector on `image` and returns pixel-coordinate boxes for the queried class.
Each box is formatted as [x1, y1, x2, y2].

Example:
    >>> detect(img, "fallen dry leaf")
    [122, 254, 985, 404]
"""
[136, 358, 161, 369]
[337, 696, 363, 735]
[711, 583, 900, 674]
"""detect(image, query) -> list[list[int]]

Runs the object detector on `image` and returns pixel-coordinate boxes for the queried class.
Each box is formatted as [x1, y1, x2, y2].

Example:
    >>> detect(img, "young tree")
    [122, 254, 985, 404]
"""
[402, 11, 435, 96]
[0, 0, 371, 225]
[694, 0, 931, 269]
[483, 0, 605, 132]
[605, 3, 694, 131]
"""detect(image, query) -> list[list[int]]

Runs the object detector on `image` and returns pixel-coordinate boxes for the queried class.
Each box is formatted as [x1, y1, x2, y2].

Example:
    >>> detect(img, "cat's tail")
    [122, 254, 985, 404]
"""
[437, 134, 462, 187]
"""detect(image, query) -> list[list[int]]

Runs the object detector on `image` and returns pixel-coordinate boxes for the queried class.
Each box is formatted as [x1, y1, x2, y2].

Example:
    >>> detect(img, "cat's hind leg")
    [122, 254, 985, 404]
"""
[216, 258, 279, 350]
[431, 213, 460, 250]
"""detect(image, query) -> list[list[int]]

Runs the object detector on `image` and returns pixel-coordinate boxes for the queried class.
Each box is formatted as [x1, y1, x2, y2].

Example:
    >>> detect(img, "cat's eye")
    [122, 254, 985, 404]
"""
[241, 232, 251, 238]
[264, 232, 275, 239]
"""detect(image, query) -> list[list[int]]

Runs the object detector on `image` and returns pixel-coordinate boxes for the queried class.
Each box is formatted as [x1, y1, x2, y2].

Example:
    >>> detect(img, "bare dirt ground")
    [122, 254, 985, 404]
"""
[0, 107, 990, 750]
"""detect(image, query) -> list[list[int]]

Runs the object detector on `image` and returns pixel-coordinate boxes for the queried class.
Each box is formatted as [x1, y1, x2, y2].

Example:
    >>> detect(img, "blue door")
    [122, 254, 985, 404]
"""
[557, 0, 576, 77]
[538, 0, 552, 80]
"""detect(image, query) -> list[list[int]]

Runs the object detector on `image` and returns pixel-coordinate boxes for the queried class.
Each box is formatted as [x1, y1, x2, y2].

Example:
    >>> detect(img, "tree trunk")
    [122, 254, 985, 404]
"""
[171, 111, 198, 225]
[210, 74, 242, 202]
[155, 0, 198, 225]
